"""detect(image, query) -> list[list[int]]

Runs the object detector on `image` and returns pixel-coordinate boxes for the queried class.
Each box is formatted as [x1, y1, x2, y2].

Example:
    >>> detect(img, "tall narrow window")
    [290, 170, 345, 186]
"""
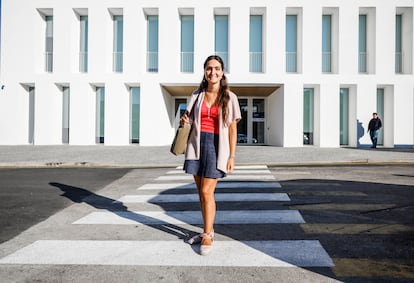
[359, 8, 376, 74]
[286, 15, 297, 73]
[376, 88, 384, 145]
[322, 15, 332, 73]
[395, 8, 413, 74]
[215, 15, 229, 71]
[96, 87, 105, 144]
[62, 87, 70, 144]
[147, 15, 159, 72]
[340, 88, 349, 145]
[359, 15, 368, 73]
[28, 87, 35, 144]
[45, 16, 53, 72]
[249, 15, 263, 72]
[303, 88, 314, 145]
[395, 14, 403, 73]
[130, 87, 140, 144]
[113, 15, 123, 72]
[180, 15, 194, 73]
[79, 16, 88, 73]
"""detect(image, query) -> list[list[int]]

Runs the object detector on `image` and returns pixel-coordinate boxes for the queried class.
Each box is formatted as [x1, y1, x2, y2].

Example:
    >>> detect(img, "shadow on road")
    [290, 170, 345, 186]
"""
[49, 182, 197, 244]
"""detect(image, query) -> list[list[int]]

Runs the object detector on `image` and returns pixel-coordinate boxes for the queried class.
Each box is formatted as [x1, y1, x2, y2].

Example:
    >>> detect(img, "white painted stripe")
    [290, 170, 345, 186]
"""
[138, 182, 193, 190]
[274, 171, 311, 175]
[0, 240, 334, 267]
[167, 169, 272, 175]
[156, 175, 275, 181]
[138, 181, 281, 190]
[235, 165, 269, 170]
[73, 210, 305, 225]
[175, 165, 269, 170]
[166, 170, 186, 174]
[117, 193, 290, 203]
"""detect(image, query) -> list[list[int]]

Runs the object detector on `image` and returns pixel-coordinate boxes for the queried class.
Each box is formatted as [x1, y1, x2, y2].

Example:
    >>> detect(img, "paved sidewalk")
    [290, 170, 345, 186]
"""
[0, 145, 413, 168]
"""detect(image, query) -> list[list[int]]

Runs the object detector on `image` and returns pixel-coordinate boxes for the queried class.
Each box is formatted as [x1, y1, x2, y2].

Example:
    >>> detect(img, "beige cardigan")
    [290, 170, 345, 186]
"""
[185, 89, 241, 173]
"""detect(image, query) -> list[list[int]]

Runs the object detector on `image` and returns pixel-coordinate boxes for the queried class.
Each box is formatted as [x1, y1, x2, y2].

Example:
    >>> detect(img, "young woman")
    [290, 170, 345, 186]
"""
[180, 55, 241, 256]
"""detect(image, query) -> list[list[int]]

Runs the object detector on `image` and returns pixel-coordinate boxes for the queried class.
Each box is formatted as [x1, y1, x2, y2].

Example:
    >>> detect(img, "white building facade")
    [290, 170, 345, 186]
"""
[0, 0, 413, 147]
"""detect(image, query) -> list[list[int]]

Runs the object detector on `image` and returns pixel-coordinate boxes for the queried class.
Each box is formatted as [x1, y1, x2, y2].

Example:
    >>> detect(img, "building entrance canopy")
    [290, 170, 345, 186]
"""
[162, 84, 280, 97]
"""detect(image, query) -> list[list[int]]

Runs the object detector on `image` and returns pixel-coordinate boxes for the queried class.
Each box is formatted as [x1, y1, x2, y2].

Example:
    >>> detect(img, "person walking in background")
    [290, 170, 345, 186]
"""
[368, 112, 382, 148]
[180, 55, 241, 255]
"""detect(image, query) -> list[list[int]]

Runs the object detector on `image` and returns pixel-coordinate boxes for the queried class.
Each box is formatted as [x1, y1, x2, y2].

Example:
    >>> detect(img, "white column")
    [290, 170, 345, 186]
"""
[319, 83, 340, 147]
[230, 5, 249, 78]
[194, 4, 214, 63]
[70, 81, 96, 145]
[357, 82, 377, 146]
[283, 82, 303, 147]
[376, 2, 395, 77]
[139, 81, 173, 146]
[393, 83, 413, 146]
[88, 6, 110, 74]
[123, 4, 143, 75]
[302, 3, 321, 75]
[339, 4, 359, 75]
[104, 82, 129, 145]
[267, 4, 284, 75]
[266, 86, 285, 146]
[34, 81, 62, 144]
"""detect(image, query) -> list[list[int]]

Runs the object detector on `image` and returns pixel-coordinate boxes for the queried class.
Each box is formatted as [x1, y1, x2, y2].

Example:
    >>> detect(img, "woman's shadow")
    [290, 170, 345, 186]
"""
[49, 182, 198, 246]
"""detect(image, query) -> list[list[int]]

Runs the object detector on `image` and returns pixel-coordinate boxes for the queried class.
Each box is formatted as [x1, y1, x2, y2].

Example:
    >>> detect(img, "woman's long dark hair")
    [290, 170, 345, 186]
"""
[198, 55, 230, 122]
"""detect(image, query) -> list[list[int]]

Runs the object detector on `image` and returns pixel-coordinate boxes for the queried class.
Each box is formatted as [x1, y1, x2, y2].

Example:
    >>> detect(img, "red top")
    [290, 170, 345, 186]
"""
[200, 100, 220, 134]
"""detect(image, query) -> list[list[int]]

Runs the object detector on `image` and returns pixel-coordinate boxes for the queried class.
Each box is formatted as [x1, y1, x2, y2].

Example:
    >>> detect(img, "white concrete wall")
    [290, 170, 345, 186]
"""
[394, 83, 413, 146]
[346, 85, 358, 148]
[283, 82, 303, 147]
[319, 83, 340, 147]
[0, 0, 413, 147]
[69, 81, 96, 145]
[266, 87, 284, 146]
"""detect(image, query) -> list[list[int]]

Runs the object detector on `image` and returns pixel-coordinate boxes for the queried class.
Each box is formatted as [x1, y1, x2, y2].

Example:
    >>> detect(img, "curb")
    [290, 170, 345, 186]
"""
[1, 160, 413, 169]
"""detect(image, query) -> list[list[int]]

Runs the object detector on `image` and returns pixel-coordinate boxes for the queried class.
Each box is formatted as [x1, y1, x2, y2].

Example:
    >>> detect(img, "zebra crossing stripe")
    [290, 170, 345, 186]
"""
[138, 181, 282, 190]
[0, 240, 334, 267]
[175, 165, 269, 170]
[116, 193, 290, 203]
[73, 210, 305, 225]
[167, 169, 272, 175]
[156, 175, 275, 181]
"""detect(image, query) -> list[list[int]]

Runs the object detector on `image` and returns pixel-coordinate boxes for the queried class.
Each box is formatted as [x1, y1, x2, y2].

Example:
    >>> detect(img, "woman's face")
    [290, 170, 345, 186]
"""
[204, 59, 223, 85]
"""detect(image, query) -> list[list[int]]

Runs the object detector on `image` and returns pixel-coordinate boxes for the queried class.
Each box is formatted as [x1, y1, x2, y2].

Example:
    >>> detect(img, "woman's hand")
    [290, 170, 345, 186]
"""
[227, 120, 238, 173]
[180, 113, 190, 126]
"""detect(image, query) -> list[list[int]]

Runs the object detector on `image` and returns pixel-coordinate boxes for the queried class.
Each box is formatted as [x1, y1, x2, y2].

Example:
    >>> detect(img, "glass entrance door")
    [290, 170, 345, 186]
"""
[237, 98, 265, 144]
[253, 99, 265, 143]
[237, 99, 249, 143]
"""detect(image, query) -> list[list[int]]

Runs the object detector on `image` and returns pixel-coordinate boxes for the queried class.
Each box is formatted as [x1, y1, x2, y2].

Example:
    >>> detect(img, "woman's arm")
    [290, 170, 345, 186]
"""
[227, 120, 238, 173]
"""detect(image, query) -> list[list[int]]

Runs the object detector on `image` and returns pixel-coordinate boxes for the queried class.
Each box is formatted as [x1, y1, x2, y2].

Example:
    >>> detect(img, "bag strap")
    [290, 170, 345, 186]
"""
[185, 91, 202, 118]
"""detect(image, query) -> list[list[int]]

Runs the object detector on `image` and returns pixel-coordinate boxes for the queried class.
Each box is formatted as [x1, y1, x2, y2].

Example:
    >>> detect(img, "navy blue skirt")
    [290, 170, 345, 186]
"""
[184, 131, 226, 179]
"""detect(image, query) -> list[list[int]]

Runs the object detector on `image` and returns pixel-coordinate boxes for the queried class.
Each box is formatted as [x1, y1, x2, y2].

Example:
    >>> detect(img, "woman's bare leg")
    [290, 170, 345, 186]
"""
[198, 177, 218, 245]
[193, 176, 203, 218]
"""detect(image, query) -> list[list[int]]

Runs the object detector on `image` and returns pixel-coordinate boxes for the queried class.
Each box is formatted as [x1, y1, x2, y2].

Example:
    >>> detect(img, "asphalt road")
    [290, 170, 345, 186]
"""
[270, 165, 414, 283]
[0, 168, 132, 244]
[0, 165, 413, 283]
